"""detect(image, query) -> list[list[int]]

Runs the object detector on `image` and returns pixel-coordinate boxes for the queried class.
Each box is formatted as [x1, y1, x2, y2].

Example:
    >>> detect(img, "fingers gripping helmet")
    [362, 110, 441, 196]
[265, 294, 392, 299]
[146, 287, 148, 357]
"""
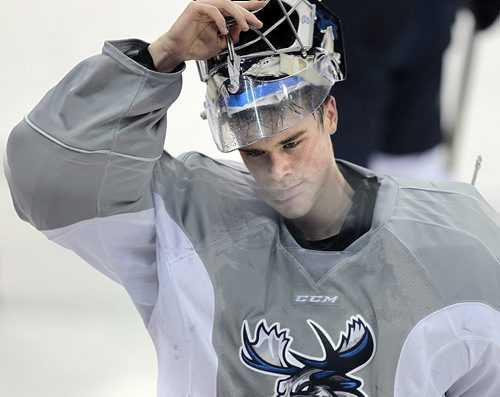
[197, 0, 346, 152]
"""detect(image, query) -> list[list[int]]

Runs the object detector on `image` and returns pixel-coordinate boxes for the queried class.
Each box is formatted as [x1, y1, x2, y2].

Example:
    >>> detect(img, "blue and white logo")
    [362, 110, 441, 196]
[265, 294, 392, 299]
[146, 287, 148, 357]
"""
[240, 315, 375, 397]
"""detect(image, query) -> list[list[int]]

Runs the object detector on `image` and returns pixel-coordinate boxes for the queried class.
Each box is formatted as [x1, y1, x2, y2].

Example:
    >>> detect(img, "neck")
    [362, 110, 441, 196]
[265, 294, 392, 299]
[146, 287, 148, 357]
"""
[292, 165, 353, 241]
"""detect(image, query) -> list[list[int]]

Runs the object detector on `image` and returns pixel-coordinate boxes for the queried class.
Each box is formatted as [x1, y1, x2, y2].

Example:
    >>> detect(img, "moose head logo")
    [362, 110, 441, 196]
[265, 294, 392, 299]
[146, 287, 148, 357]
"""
[240, 315, 375, 397]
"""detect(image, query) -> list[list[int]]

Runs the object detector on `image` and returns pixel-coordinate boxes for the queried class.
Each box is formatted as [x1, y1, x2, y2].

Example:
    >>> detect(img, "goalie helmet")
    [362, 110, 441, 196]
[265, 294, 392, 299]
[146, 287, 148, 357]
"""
[197, 0, 346, 152]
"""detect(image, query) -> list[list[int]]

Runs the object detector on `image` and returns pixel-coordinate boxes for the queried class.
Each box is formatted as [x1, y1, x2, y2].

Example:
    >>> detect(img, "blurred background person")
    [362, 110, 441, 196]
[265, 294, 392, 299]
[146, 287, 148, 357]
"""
[326, 0, 500, 179]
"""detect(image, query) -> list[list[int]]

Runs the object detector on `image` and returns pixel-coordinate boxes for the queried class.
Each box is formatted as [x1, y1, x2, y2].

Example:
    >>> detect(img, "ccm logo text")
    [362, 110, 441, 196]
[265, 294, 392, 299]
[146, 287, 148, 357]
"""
[294, 295, 339, 305]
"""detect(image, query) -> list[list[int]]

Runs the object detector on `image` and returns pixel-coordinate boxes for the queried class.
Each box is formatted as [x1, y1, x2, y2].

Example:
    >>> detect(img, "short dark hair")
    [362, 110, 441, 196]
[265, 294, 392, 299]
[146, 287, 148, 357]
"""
[312, 95, 332, 129]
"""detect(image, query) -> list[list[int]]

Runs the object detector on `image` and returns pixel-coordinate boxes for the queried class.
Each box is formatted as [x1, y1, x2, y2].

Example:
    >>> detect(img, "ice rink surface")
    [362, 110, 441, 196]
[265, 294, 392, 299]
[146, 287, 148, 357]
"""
[0, 1, 499, 395]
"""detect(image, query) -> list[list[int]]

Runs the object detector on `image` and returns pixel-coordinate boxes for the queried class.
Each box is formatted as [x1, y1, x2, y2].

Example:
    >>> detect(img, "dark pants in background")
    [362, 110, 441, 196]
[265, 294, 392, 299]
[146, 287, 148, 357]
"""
[326, 0, 457, 167]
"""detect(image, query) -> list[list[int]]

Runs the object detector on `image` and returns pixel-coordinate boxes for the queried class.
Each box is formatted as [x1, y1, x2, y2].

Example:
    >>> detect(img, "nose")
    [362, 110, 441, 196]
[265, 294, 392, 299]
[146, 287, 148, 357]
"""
[268, 152, 291, 182]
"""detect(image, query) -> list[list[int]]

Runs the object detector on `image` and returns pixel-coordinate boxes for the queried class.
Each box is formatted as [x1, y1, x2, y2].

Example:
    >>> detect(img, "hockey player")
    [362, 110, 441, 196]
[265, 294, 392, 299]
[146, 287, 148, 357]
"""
[4, 0, 500, 395]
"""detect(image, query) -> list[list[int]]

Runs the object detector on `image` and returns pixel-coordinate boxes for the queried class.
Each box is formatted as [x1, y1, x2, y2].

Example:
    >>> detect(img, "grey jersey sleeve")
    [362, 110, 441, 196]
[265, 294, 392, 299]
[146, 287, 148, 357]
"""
[3, 39, 184, 323]
[4, 39, 183, 231]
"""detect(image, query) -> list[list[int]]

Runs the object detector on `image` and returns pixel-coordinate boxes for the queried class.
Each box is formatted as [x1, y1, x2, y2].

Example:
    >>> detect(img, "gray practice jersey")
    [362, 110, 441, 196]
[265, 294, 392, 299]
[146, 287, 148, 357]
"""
[4, 40, 500, 397]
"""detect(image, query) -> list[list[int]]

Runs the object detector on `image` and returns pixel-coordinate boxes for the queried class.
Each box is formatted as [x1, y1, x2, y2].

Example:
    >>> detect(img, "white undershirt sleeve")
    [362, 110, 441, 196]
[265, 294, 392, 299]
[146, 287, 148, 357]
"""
[394, 302, 500, 397]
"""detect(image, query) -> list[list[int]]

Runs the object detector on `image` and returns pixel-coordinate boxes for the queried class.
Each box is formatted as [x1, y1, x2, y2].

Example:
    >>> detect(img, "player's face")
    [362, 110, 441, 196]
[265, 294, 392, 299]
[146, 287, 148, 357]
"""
[239, 97, 339, 220]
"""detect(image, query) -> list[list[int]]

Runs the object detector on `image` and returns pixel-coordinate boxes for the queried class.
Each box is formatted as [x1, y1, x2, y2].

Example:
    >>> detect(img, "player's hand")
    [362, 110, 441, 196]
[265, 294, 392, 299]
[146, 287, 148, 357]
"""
[149, 0, 266, 73]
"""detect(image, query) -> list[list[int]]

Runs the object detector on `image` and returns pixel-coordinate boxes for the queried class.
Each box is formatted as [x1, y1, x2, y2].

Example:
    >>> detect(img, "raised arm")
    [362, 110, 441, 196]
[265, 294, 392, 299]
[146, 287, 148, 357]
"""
[4, 0, 264, 231]
[3, 0, 264, 322]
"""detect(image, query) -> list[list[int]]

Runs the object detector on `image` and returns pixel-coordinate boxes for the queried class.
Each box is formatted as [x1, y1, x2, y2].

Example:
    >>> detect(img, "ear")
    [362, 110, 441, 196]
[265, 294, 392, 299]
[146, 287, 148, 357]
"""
[323, 95, 338, 136]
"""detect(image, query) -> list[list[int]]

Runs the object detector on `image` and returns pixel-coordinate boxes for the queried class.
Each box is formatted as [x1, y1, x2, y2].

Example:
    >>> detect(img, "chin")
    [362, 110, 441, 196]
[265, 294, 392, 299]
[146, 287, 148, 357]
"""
[267, 200, 311, 220]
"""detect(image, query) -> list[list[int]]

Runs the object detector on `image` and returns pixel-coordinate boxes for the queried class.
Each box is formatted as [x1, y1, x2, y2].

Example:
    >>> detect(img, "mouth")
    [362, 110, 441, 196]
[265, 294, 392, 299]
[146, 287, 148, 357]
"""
[269, 183, 302, 204]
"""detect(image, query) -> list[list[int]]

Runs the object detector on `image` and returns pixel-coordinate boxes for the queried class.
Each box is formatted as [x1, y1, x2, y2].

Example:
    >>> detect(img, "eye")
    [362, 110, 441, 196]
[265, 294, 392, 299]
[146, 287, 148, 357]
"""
[243, 150, 265, 158]
[283, 140, 301, 150]
[292, 379, 311, 393]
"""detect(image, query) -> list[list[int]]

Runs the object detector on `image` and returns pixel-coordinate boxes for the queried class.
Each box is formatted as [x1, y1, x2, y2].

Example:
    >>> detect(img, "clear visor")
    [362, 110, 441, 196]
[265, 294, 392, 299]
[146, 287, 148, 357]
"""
[204, 55, 336, 152]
